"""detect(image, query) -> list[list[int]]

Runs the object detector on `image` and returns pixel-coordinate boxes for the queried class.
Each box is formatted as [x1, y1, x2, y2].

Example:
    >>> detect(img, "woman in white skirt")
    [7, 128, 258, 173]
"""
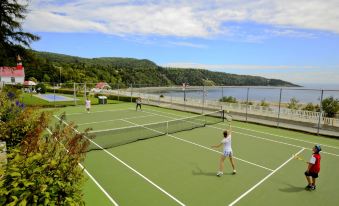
[211, 125, 236, 176]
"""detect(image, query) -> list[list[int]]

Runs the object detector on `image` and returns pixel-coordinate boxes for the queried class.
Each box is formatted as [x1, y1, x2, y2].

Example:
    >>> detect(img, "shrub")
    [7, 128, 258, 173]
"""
[260, 100, 270, 107]
[0, 113, 90, 205]
[302, 103, 320, 112]
[219, 96, 237, 103]
[36, 83, 47, 94]
[0, 90, 90, 205]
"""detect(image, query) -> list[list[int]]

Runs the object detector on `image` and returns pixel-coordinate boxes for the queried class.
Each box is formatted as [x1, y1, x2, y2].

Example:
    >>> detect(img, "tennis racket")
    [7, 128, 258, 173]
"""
[292, 154, 307, 162]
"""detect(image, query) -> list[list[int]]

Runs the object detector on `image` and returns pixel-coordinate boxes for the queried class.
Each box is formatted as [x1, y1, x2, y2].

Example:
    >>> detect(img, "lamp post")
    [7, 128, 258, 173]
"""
[59, 67, 61, 85]
[54, 65, 62, 87]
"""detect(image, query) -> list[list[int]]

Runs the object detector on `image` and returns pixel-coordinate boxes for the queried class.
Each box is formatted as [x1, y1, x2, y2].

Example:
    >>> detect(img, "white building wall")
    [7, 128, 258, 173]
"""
[0, 76, 25, 84]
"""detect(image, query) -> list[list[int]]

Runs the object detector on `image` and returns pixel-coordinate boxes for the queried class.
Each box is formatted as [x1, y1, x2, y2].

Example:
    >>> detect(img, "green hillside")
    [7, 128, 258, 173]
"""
[23, 51, 298, 87]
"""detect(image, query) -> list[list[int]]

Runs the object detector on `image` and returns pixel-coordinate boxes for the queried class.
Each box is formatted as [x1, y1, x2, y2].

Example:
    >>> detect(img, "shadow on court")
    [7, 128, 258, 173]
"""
[279, 183, 305, 193]
[192, 166, 234, 177]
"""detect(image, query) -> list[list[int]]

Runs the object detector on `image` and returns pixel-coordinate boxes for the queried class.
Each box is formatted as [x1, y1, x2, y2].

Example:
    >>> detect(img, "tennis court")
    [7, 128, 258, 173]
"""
[53, 103, 339, 206]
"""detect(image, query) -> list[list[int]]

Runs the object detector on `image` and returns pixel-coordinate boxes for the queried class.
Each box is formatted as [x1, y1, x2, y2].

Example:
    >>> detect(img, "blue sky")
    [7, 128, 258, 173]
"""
[24, 0, 339, 86]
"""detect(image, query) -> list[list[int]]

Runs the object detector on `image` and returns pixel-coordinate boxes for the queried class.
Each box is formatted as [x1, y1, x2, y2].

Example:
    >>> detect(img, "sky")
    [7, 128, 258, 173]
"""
[22, 0, 339, 86]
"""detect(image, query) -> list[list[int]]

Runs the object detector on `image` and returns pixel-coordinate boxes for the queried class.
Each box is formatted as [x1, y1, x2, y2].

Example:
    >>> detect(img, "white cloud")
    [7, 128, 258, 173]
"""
[24, 0, 339, 38]
[168, 41, 207, 48]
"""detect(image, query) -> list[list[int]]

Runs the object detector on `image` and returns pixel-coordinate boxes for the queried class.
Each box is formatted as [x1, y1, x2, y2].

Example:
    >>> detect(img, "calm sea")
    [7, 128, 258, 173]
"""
[154, 84, 339, 104]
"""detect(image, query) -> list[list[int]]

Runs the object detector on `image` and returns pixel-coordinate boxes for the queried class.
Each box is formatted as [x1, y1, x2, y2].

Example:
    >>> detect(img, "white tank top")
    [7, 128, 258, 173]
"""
[221, 135, 232, 152]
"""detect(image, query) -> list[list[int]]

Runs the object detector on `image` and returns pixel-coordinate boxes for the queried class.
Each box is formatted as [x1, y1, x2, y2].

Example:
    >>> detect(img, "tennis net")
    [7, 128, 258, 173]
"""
[86, 110, 224, 152]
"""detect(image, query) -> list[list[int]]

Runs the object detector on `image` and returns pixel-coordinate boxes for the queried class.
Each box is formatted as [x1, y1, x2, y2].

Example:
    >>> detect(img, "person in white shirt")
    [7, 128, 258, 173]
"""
[211, 125, 236, 176]
[85, 98, 91, 113]
[136, 97, 142, 111]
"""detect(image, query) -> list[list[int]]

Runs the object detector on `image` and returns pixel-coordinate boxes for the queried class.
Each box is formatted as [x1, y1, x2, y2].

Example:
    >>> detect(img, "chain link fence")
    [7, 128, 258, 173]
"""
[130, 85, 339, 137]
[15, 82, 339, 137]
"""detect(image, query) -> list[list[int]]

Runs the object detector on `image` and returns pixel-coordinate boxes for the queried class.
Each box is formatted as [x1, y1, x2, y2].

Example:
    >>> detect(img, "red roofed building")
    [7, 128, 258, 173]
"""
[95, 82, 111, 89]
[0, 66, 25, 85]
[0, 55, 25, 85]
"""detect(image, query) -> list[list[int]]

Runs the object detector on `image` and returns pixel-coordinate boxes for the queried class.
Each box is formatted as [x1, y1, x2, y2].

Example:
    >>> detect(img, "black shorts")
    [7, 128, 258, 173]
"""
[305, 171, 319, 178]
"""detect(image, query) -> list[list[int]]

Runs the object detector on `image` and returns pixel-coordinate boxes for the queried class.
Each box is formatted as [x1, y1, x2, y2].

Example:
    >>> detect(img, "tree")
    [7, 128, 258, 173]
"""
[42, 74, 51, 82]
[202, 79, 215, 86]
[321, 97, 339, 118]
[28, 77, 38, 83]
[287, 97, 301, 110]
[0, 0, 40, 65]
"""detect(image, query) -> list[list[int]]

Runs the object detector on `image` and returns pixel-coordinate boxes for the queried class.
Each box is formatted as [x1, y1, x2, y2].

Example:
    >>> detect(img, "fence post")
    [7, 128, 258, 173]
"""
[171, 91, 173, 108]
[84, 82, 87, 99]
[130, 84, 133, 103]
[158, 85, 161, 106]
[202, 86, 205, 114]
[245, 87, 249, 122]
[53, 83, 56, 108]
[117, 84, 120, 101]
[183, 85, 186, 111]
[317, 90, 324, 135]
[277, 88, 282, 127]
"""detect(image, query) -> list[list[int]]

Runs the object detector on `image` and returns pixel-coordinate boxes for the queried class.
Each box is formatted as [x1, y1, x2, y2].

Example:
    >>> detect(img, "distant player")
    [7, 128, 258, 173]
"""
[85, 98, 91, 113]
[305, 145, 321, 190]
[136, 97, 142, 111]
[211, 124, 236, 176]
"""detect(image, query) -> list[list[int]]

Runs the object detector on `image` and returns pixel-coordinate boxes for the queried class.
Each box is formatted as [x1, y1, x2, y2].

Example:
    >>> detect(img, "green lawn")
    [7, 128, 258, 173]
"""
[20, 93, 120, 107]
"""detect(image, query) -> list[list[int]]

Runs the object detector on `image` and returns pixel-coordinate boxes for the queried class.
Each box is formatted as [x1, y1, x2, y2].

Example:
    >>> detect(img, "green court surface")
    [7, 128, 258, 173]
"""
[53, 103, 339, 206]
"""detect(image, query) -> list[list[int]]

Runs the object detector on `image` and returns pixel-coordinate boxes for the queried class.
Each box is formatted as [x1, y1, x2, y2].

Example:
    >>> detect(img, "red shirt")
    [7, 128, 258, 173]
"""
[310, 153, 321, 173]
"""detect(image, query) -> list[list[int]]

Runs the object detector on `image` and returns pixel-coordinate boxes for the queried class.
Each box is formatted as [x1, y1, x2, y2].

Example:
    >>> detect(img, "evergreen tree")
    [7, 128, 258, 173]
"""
[0, 0, 39, 65]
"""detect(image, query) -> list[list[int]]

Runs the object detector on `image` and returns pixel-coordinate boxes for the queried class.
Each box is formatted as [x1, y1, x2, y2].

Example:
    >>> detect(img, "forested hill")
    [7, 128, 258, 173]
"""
[24, 51, 299, 87]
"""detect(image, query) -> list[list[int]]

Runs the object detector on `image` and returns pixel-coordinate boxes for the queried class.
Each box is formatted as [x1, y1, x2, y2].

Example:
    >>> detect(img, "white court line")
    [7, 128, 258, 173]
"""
[211, 124, 339, 157]
[66, 108, 133, 116]
[122, 119, 273, 172]
[228, 148, 305, 206]
[53, 115, 185, 206]
[144, 109, 339, 157]
[78, 114, 154, 126]
[231, 125, 339, 150]
[46, 128, 119, 206]
[146, 108, 339, 150]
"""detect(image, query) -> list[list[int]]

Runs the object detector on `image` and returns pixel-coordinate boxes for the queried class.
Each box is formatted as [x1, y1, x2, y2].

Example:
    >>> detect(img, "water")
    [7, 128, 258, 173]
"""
[150, 84, 339, 104]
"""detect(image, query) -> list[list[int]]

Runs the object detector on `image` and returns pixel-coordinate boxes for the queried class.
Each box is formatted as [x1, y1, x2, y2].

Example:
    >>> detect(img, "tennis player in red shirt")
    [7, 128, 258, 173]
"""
[305, 145, 321, 190]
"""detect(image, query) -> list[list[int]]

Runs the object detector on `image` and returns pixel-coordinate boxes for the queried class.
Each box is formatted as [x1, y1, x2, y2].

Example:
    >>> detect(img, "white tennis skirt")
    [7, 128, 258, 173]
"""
[223, 150, 233, 157]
